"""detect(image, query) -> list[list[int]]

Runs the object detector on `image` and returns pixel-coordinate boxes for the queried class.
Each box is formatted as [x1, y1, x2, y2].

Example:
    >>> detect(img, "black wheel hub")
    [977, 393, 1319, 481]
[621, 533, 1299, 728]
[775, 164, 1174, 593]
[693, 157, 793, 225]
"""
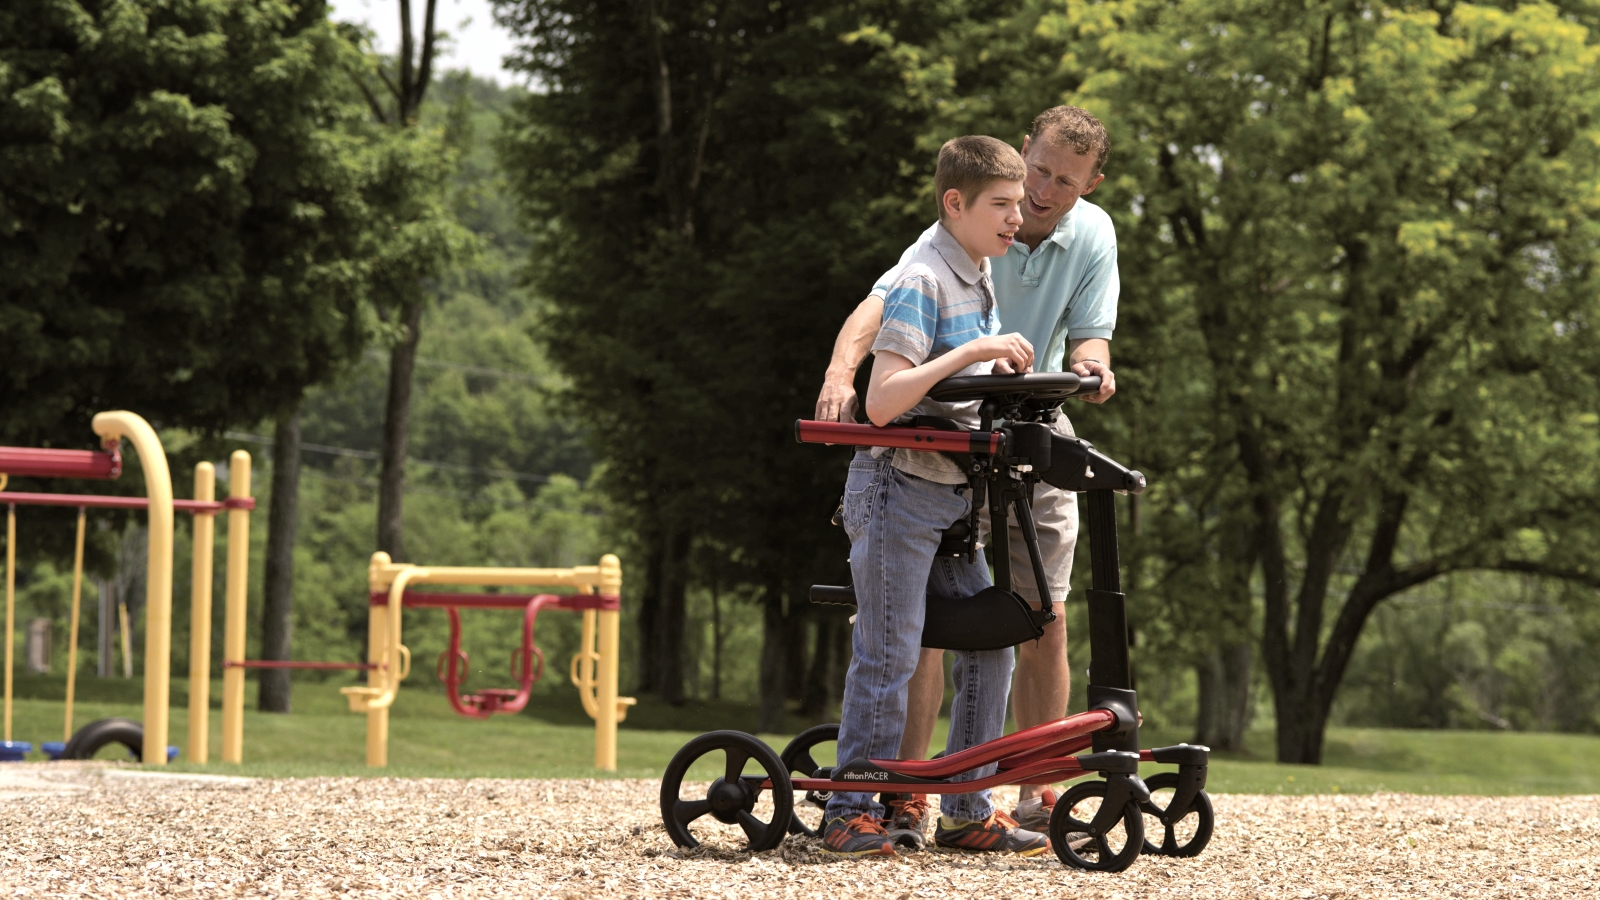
[708, 777, 751, 823]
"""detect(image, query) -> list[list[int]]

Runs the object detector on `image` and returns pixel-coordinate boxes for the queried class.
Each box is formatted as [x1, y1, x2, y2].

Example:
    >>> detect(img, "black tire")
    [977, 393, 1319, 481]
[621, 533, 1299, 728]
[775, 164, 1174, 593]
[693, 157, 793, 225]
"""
[779, 724, 839, 837]
[62, 717, 144, 761]
[660, 731, 794, 852]
[1049, 779, 1145, 872]
[1139, 772, 1214, 857]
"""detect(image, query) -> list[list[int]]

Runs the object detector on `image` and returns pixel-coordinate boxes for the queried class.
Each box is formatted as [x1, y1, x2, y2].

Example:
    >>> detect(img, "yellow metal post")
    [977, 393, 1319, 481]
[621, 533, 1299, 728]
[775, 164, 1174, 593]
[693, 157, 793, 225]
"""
[93, 412, 174, 765]
[4, 501, 14, 744]
[596, 553, 623, 770]
[187, 463, 216, 763]
[63, 508, 87, 741]
[365, 602, 389, 768]
[220, 451, 251, 764]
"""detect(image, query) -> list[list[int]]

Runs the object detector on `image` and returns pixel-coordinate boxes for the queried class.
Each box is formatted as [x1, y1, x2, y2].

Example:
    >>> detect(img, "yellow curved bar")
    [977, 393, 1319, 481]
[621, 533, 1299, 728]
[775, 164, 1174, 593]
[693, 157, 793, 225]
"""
[92, 411, 173, 765]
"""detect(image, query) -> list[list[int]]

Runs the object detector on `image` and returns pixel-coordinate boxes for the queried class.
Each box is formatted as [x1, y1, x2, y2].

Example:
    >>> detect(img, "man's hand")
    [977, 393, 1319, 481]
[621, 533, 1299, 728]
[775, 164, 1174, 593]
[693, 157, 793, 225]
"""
[1070, 357, 1116, 404]
[815, 371, 860, 423]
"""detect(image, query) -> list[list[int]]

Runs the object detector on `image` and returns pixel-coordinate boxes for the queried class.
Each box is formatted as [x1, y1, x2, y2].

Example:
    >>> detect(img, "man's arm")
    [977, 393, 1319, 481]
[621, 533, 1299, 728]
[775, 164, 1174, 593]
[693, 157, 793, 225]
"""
[814, 296, 885, 422]
[1068, 337, 1116, 405]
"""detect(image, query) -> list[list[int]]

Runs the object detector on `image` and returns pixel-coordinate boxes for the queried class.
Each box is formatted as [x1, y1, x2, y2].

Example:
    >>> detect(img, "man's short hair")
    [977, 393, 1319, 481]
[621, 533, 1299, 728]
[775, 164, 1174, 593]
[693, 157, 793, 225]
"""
[1030, 106, 1110, 173]
[935, 135, 1026, 221]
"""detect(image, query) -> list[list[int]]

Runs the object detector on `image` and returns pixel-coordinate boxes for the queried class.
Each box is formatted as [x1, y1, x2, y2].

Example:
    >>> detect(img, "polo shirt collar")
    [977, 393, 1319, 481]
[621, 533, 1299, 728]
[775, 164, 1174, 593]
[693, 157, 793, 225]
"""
[1046, 198, 1081, 250]
[931, 223, 988, 285]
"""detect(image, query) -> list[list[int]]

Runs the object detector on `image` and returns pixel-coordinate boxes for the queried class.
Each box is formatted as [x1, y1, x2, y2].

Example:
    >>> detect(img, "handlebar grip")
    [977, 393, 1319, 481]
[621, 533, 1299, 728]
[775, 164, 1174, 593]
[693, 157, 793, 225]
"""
[1074, 375, 1102, 395]
[808, 585, 858, 607]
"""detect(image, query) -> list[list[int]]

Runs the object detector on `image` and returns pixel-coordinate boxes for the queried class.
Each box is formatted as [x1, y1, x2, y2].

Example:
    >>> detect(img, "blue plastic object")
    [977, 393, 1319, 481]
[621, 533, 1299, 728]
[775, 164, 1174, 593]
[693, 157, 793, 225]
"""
[41, 741, 66, 760]
[0, 741, 33, 762]
[166, 746, 179, 762]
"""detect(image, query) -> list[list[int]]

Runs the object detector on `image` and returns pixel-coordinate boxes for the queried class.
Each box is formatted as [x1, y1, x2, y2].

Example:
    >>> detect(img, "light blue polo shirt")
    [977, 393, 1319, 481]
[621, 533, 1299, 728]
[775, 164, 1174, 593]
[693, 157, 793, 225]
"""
[871, 198, 1119, 374]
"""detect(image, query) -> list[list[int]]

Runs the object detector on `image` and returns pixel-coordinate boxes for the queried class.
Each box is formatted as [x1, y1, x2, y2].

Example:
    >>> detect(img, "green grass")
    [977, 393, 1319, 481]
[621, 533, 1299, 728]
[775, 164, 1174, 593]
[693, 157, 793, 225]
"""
[5, 676, 1600, 793]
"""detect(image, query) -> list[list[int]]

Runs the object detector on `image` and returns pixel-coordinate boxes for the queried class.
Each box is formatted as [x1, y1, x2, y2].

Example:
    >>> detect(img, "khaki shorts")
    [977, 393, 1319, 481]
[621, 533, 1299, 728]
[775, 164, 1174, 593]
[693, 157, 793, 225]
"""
[979, 416, 1078, 606]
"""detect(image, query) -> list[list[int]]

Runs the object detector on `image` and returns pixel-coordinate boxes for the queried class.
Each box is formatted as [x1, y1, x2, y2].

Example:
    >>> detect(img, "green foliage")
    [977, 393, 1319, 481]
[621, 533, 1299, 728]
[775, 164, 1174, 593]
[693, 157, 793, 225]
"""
[2, 0, 368, 441]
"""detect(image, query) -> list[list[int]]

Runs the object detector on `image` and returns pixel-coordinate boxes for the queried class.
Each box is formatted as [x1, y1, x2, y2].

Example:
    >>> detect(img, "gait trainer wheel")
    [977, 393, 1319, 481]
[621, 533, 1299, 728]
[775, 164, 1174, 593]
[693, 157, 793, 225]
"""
[1139, 772, 1214, 857]
[660, 731, 793, 852]
[1049, 779, 1145, 872]
[778, 723, 839, 838]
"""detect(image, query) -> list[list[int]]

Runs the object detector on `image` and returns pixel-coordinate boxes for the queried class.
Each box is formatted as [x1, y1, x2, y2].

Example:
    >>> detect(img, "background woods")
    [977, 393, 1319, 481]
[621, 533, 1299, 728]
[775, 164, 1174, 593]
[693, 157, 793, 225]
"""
[4, 0, 1600, 762]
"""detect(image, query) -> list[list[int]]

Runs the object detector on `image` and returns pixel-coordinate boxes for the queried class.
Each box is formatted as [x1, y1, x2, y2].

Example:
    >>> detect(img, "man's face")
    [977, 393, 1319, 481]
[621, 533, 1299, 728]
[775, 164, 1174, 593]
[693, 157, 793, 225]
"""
[945, 179, 1025, 258]
[1021, 134, 1105, 233]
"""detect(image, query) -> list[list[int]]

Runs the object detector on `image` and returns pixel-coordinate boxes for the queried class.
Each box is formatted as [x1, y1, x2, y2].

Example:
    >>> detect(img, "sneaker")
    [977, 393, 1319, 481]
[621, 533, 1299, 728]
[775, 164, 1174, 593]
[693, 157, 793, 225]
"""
[1011, 788, 1058, 832]
[881, 793, 933, 850]
[933, 809, 1051, 856]
[821, 814, 897, 857]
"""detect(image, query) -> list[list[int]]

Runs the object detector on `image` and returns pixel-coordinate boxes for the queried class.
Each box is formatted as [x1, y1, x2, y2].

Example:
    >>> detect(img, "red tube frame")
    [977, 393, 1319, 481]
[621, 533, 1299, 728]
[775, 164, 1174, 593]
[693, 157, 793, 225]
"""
[0, 446, 121, 480]
[368, 590, 620, 611]
[439, 595, 554, 717]
[0, 491, 255, 514]
[795, 420, 1001, 454]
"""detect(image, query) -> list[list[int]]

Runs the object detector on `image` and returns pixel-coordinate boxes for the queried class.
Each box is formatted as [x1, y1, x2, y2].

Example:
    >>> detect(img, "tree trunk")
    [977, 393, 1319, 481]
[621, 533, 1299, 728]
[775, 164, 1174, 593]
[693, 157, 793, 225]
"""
[757, 585, 788, 733]
[634, 530, 663, 694]
[1194, 641, 1252, 751]
[377, 301, 423, 561]
[655, 527, 690, 706]
[799, 615, 848, 718]
[710, 582, 722, 701]
[784, 613, 810, 702]
[258, 405, 302, 713]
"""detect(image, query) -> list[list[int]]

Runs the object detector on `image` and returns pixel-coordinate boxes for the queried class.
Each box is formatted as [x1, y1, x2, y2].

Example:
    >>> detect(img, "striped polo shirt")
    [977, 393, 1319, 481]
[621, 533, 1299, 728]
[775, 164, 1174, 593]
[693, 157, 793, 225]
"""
[870, 223, 1000, 484]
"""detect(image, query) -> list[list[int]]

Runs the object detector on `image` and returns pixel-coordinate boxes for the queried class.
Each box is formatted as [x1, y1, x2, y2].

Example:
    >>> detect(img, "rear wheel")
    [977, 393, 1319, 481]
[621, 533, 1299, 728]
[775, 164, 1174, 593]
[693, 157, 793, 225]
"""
[778, 724, 839, 838]
[1049, 779, 1144, 872]
[660, 731, 793, 852]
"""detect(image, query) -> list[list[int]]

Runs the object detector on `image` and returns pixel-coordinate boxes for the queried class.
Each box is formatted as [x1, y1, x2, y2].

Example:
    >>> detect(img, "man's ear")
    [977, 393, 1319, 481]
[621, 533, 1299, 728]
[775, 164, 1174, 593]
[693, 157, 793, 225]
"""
[1021, 134, 1032, 157]
[1081, 172, 1106, 196]
[941, 187, 965, 219]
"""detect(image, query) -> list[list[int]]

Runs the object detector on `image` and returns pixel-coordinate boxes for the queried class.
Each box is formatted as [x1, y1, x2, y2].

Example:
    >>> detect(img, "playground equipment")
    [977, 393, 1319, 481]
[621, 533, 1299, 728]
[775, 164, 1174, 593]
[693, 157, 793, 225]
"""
[0, 412, 255, 764]
[659, 373, 1214, 871]
[302, 551, 635, 769]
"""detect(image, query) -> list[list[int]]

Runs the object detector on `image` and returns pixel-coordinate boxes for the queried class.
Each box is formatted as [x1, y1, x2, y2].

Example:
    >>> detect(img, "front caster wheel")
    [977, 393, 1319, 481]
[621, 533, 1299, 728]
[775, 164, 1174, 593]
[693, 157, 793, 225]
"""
[1050, 779, 1145, 872]
[660, 731, 794, 852]
[779, 724, 838, 837]
[1139, 772, 1214, 857]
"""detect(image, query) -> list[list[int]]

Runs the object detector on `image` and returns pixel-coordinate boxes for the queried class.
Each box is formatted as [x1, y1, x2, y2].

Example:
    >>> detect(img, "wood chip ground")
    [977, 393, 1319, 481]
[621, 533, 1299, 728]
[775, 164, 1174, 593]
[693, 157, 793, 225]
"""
[2, 763, 1595, 897]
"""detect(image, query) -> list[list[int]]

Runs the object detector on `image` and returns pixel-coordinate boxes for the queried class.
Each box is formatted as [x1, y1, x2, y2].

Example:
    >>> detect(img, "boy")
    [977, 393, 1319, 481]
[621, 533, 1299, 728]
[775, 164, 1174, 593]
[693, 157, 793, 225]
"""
[822, 135, 1049, 858]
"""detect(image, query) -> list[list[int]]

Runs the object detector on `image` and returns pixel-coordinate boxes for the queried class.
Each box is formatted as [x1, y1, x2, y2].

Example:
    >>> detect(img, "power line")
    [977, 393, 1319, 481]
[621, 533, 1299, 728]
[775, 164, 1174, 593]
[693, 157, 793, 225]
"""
[224, 432, 553, 484]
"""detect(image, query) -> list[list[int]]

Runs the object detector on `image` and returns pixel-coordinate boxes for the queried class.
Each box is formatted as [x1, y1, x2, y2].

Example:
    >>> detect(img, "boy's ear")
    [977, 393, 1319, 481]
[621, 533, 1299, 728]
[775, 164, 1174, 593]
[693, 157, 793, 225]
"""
[941, 187, 965, 219]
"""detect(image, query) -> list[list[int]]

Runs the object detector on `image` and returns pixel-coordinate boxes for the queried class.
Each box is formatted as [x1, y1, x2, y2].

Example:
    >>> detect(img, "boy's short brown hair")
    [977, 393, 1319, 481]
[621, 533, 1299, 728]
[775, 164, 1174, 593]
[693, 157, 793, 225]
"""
[935, 135, 1026, 221]
[1029, 106, 1110, 174]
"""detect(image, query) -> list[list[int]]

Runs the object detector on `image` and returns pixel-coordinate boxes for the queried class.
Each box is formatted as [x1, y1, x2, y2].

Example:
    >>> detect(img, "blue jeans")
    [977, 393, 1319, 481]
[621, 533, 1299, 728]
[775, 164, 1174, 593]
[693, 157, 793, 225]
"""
[825, 451, 1015, 824]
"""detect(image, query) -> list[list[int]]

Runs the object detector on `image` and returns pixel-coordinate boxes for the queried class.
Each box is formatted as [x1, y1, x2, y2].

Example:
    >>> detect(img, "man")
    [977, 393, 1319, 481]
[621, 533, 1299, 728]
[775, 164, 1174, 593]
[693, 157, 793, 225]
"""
[813, 105, 1118, 847]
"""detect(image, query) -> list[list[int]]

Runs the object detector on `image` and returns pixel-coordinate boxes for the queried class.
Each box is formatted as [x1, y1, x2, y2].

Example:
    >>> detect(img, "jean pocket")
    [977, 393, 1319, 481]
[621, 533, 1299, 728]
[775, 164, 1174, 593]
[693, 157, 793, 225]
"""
[841, 460, 882, 536]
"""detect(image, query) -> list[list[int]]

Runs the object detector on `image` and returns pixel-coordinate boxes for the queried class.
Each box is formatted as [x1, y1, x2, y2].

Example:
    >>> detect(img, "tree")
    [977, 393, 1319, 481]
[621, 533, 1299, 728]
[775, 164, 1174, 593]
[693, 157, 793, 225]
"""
[1054, 0, 1600, 761]
[496, 0, 957, 722]
[0, 0, 380, 445]
[342, 1, 473, 565]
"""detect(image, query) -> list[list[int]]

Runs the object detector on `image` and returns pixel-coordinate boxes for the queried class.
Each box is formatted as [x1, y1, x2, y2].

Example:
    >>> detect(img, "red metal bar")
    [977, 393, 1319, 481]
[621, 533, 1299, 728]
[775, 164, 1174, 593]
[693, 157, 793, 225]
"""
[787, 757, 1094, 796]
[223, 660, 378, 670]
[0, 492, 255, 513]
[863, 709, 1115, 779]
[0, 446, 121, 480]
[795, 420, 1001, 454]
[369, 590, 621, 611]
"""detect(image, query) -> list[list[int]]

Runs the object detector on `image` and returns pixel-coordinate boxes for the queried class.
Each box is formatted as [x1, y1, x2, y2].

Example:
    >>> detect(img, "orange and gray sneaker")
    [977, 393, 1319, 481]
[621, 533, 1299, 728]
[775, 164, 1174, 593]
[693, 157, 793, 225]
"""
[933, 809, 1051, 856]
[881, 793, 934, 850]
[1011, 788, 1058, 832]
[821, 813, 897, 857]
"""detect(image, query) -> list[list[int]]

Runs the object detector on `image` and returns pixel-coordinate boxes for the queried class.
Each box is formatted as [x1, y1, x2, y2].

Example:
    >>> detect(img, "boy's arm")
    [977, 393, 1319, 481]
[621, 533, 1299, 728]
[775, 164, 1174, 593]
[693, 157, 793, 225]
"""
[815, 296, 885, 422]
[865, 335, 1034, 427]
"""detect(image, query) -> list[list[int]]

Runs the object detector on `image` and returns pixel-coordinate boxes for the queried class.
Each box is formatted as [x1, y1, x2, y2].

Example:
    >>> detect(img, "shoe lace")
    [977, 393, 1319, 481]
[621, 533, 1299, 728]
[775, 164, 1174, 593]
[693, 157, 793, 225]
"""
[843, 813, 889, 836]
[887, 794, 930, 821]
[987, 809, 1021, 830]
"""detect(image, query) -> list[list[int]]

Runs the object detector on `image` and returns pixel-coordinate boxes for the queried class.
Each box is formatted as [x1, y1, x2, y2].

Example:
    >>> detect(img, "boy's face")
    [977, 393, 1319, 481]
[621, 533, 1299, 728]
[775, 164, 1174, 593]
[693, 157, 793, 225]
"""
[943, 178, 1025, 259]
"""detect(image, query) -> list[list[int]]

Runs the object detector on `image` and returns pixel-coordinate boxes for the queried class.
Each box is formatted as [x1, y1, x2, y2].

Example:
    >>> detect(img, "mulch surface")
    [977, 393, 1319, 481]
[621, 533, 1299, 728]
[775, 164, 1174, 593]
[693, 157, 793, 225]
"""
[2, 763, 1596, 897]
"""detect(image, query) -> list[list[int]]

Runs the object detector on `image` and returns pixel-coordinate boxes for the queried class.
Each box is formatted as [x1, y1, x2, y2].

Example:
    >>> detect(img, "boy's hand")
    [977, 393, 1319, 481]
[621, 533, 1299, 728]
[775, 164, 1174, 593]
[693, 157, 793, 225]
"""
[968, 333, 1034, 373]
